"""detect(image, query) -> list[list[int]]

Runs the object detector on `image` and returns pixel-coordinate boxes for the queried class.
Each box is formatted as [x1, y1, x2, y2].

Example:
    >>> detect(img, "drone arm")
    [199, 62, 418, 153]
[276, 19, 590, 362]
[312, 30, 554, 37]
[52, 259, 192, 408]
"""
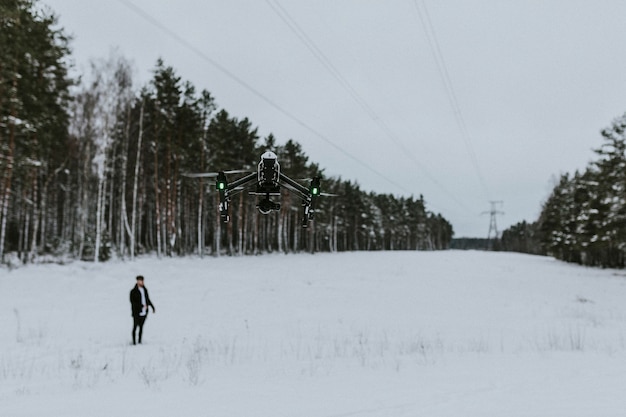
[227, 172, 257, 192]
[279, 173, 311, 201]
[224, 173, 259, 198]
[227, 186, 254, 198]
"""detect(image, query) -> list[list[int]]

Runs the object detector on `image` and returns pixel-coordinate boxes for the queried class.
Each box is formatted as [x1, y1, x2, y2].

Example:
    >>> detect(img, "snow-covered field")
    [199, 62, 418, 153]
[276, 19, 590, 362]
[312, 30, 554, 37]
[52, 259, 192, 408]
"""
[1, 250, 626, 416]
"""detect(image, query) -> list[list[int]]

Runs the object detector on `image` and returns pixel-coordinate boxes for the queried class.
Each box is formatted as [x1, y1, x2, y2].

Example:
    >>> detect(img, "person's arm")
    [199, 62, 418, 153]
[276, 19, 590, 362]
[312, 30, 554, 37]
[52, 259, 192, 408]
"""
[130, 289, 140, 315]
[146, 289, 156, 313]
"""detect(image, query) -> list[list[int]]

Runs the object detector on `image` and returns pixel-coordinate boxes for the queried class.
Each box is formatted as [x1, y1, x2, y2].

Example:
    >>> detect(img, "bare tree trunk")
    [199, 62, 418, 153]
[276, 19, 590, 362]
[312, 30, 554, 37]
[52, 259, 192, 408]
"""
[77, 138, 90, 260]
[40, 185, 49, 253]
[278, 210, 284, 253]
[29, 168, 40, 262]
[215, 193, 221, 257]
[154, 147, 162, 258]
[94, 176, 105, 263]
[0, 77, 17, 263]
[165, 133, 172, 256]
[197, 178, 203, 256]
[0, 167, 11, 261]
[282, 208, 288, 253]
[130, 102, 144, 260]
[196, 138, 207, 257]
[204, 195, 211, 254]
[62, 167, 71, 243]
[293, 210, 299, 252]
[309, 220, 315, 254]
[253, 209, 258, 255]
[176, 173, 182, 255]
[278, 193, 287, 253]
[22, 196, 30, 262]
[17, 199, 25, 261]
[0, 153, 13, 262]
[138, 174, 146, 252]
[119, 108, 131, 258]
[332, 214, 338, 253]
[238, 193, 244, 255]
[107, 148, 115, 249]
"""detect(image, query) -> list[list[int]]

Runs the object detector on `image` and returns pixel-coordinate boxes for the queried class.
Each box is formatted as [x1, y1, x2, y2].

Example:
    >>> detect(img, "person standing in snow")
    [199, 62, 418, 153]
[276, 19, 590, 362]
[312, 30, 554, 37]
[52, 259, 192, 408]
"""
[130, 275, 155, 345]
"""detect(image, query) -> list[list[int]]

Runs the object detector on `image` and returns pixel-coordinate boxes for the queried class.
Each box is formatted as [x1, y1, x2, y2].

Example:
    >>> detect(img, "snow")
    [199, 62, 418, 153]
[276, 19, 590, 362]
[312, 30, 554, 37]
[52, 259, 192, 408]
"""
[1, 250, 626, 416]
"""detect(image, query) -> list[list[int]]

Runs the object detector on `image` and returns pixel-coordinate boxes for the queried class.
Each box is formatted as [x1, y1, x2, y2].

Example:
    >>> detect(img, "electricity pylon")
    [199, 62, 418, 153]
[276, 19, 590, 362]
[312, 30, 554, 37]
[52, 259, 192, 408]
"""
[483, 201, 504, 247]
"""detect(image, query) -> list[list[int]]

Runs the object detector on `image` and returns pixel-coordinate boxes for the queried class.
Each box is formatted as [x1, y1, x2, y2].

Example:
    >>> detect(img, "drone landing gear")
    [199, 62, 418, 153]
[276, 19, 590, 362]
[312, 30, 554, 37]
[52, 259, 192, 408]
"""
[219, 200, 230, 223]
[301, 202, 314, 228]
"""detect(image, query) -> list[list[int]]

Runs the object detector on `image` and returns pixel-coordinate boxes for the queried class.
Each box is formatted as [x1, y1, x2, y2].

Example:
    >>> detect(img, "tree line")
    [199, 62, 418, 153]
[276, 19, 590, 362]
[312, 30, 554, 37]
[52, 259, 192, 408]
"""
[0, 0, 453, 264]
[499, 112, 626, 268]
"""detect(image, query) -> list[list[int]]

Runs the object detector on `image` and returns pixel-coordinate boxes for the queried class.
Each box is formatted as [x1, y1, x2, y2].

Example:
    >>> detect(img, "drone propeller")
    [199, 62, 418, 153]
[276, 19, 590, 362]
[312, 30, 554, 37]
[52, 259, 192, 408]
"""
[182, 169, 253, 178]
[224, 169, 254, 175]
[182, 172, 218, 178]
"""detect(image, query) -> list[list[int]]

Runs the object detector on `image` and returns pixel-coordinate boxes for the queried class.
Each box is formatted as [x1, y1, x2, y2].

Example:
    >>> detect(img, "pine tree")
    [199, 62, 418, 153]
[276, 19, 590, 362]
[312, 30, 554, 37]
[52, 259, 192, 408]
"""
[0, 0, 73, 262]
[588, 113, 626, 266]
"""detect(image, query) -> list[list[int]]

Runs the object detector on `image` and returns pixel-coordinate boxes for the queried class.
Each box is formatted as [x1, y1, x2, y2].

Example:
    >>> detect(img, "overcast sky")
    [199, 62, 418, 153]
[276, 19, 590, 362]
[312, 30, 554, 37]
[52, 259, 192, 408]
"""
[42, 0, 626, 237]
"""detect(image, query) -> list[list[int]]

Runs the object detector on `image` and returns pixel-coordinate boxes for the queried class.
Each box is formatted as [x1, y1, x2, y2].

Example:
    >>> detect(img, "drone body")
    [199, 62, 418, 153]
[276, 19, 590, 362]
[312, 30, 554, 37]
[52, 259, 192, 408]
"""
[185, 151, 325, 228]
[249, 151, 282, 214]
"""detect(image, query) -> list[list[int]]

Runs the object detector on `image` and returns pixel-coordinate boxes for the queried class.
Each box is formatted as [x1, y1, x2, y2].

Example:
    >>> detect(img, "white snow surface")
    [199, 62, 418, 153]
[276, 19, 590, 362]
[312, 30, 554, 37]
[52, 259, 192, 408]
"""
[1, 250, 626, 416]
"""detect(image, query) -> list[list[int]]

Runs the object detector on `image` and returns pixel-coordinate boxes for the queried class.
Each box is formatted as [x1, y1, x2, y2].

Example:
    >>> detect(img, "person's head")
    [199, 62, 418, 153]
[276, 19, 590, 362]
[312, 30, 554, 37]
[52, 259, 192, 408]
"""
[136, 275, 145, 287]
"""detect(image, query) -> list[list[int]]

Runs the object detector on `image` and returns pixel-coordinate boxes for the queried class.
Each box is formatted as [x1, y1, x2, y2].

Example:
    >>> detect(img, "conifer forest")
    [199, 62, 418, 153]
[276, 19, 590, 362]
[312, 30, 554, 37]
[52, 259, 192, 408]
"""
[0, 0, 453, 264]
[500, 113, 626, 268]
[6, 0, 626, 269]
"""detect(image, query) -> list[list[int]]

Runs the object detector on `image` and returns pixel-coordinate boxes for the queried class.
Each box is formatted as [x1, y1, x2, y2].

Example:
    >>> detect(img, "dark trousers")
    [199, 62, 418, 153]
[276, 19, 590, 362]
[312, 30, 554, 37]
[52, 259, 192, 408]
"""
[132, 315, 147, 344]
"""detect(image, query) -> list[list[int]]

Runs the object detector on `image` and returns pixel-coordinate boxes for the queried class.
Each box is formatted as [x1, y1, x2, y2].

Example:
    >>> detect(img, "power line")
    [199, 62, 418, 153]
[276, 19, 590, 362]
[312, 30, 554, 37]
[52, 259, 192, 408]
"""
[116, 0, 411, 194]
[266, 1, 370, 118]
[412, 0, 490, 199]
[265, 0, 473, 212]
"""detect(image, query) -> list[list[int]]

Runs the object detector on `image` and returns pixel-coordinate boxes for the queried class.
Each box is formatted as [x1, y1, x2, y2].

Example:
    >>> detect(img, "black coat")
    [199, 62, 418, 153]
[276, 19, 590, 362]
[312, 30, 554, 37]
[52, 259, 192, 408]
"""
[130, 285, 155, 318]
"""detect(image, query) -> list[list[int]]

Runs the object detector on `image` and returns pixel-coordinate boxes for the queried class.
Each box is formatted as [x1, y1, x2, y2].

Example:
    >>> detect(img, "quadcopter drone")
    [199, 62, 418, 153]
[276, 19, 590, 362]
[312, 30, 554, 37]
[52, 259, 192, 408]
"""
[184, 151, 330, 227]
